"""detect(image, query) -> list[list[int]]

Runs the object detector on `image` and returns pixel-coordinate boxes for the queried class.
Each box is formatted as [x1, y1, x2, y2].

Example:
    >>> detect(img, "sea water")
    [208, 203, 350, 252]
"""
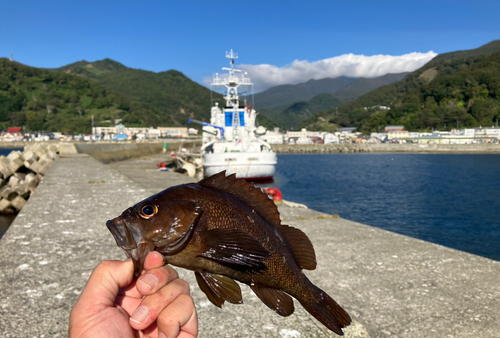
[270, 153, 500, 261]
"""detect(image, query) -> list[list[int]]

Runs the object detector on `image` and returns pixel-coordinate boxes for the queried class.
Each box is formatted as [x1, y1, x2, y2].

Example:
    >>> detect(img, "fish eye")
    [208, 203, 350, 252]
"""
[139, 204, 158, 219]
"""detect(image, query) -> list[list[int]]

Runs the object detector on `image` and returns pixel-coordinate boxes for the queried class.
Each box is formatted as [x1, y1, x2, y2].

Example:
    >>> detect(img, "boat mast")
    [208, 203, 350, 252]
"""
[211, 50, 253, 141]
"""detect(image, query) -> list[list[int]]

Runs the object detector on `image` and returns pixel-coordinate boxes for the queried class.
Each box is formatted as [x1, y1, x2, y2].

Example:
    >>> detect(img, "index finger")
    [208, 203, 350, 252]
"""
[143, 251, 166, 270]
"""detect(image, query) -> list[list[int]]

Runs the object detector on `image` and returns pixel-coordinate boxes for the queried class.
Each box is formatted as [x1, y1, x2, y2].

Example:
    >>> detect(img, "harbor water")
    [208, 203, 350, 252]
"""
[270, 153, 500, 261]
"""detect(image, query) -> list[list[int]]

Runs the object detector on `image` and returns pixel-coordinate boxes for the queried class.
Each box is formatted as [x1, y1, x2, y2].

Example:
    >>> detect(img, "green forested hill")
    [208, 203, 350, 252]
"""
[256, 72, 408, 130]
[0, 58, 138, 133]
[301, 40, 500, 132]
[0, 58, 275, 133]
[51, 59, 224, 127]
[52, 59, 276, 130]
[260, 93, 343, 129]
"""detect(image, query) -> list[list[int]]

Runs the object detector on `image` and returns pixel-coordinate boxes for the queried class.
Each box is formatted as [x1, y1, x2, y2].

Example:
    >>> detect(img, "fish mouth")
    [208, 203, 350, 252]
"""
[106, 217, 153, 276]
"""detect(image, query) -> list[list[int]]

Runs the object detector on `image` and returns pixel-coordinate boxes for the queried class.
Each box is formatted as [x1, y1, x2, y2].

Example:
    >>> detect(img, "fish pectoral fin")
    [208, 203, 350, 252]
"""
[251, 285, 295, 317]
[197, 228, 270, 272]
[195, 270, 242, 307]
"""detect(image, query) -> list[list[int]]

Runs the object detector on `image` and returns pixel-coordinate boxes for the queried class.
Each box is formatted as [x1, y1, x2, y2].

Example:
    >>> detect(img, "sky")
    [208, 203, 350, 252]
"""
[2, 0, 500, 92]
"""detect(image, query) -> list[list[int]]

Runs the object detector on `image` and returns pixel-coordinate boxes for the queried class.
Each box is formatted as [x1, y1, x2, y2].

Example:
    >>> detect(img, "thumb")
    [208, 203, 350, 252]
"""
[79, 260, 135, 309]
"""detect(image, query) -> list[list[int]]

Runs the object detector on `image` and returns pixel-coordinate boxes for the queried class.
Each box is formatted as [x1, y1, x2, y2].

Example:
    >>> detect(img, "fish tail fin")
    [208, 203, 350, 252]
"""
[298, 285, 351, 336]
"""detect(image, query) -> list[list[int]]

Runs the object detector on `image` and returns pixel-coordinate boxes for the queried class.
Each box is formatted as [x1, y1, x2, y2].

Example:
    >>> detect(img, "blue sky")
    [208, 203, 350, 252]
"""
[2, 0, 499, 91]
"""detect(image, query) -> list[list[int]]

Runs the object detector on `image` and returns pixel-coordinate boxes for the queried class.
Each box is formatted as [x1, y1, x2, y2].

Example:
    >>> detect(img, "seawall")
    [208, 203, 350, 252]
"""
[0, 152, 499, 337]
[0, 140, 202, 163]
[271, 143, 500, 153]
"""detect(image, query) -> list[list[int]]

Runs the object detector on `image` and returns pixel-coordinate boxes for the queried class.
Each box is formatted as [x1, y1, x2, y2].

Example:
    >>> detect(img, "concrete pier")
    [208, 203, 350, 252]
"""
[0, 152, 499, 337]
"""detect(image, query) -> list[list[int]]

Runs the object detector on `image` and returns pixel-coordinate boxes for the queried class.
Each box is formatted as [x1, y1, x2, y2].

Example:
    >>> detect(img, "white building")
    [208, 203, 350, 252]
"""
[260, 129, 284, 144]
[324, 133, 339, 144]
[286, 128, 309, 144]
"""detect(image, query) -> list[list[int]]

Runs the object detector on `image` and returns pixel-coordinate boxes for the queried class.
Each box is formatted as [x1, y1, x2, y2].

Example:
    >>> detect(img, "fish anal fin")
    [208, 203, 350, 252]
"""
[195, 271, 242, 306]
[195, 271, 224, 307]
[197, 228, 270, 272]
[198, 171, 281, 228]
[277, 224, 317, 270]
[251, 285, 295, 317]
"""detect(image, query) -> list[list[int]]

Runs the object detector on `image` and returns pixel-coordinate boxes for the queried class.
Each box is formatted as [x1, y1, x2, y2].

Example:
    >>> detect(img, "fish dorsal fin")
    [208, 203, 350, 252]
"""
[276, 224, 317, 270]
[198, 171, 281, 228]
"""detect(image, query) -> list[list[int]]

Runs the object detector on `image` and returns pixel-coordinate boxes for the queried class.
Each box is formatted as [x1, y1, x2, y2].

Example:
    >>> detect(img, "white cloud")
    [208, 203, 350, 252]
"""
[204, 51, 437, 92]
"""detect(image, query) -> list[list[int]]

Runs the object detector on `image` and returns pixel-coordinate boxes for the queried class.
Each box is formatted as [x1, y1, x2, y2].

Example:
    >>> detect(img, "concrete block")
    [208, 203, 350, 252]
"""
[0, 198, 11, 212]
[46, 149, 58, 159]
[33, 147, 47, 159]
[59, 143, 78, 154]
[0, 157, 13, 179]
[29, 155, 54, 176]
[48, 144, 59, 153]
[10, 195, 26, 211]
[24, 149, 37, 162]
[7, 175, 20, 187]
[7, 152, 25, 173]
[6, 150, 24, 162]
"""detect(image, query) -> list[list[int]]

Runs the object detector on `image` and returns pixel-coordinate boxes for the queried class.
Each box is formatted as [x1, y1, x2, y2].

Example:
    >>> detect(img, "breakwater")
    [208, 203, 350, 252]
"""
[1, 152, 499, 337]
[271, 143, 500, 153]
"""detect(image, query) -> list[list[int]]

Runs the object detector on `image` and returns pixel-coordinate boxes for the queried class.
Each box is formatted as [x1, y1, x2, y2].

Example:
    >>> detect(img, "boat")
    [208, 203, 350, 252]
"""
[191, 50, 277, 180]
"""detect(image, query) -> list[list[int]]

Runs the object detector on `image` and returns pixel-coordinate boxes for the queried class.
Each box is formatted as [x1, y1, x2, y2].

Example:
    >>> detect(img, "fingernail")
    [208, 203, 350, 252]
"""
[130, 306, 149, 324]
[158, 332, 167, 338]
[138, 274, 158, 290]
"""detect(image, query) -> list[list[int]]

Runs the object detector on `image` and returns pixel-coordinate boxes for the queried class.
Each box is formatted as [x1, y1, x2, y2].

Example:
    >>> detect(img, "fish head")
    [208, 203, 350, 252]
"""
[106, 190, 202, 276]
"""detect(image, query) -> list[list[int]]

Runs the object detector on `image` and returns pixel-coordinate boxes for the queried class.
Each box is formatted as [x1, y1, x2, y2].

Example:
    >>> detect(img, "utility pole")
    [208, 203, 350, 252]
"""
[91, 115, 94, 135]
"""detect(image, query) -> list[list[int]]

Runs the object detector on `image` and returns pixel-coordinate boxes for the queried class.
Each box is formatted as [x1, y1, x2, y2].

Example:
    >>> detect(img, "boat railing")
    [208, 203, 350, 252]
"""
[211, 76, 253, 86]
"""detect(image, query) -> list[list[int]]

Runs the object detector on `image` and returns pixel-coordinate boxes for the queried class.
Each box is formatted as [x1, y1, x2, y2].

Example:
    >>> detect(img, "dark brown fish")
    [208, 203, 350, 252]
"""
[106, 171, 351, 335]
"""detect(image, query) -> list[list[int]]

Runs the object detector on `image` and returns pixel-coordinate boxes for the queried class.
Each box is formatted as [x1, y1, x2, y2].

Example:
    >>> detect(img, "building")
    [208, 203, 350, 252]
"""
[385, 125, 405, 132]
[324, 133, 339, 144]
[286, 128, 309, 144]
[260, 129, 284, 144]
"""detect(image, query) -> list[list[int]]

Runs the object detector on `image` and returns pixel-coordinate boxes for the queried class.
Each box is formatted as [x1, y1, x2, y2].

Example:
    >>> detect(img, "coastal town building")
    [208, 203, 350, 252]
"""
[260, 129, 284, 144]
[93, 124, 189, 139]
[324, 133, 339, 144]
[285, 129, 310, 144]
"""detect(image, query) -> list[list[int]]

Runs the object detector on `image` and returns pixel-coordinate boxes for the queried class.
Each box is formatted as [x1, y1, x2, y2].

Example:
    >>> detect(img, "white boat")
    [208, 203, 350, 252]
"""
[194, 50, 277, 180]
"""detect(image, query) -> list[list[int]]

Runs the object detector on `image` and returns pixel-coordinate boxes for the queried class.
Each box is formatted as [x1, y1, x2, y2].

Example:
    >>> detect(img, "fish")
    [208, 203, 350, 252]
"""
[106, 171, 351, 335]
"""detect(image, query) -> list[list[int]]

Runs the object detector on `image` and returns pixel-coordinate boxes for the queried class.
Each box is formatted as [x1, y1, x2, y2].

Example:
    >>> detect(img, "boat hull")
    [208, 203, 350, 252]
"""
[203, 151, 277, 179]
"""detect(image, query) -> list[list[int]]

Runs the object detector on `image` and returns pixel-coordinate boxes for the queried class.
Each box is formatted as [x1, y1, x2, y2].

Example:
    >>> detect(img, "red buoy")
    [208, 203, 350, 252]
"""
[262, 187, 283, 203]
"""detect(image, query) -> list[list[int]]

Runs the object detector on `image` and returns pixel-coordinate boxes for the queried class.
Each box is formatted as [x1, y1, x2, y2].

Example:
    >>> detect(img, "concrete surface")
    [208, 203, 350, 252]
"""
[74, 140, 201, 163]
[0, 152, 499, 338]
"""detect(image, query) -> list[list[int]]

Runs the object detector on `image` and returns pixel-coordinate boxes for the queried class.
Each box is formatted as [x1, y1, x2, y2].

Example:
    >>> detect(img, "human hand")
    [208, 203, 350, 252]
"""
[69, 252, 198, 338]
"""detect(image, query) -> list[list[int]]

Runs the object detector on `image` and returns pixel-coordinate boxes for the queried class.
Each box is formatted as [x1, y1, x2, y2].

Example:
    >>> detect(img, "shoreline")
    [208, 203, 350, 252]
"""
[2, 141, 500, 154]
[271, 143, 500, 154]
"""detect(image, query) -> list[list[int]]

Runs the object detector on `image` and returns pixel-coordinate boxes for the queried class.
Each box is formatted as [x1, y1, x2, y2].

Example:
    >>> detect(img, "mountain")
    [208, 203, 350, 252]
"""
[300, 40, 500, 133]
[256, 72, 408, 129]
[333, 73, 409, 102]
[259, 93, 343, 130]
[0, 58, 138, 133]
[50, 59, 225, 128]
[252, 77, 356, 109]
[431, 40, 500, 62]
[0, 58, 276, 133]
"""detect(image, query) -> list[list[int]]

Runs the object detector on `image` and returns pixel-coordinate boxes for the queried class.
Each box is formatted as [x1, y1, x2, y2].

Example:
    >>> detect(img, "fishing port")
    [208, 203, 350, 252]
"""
[0, 143, 499, 338]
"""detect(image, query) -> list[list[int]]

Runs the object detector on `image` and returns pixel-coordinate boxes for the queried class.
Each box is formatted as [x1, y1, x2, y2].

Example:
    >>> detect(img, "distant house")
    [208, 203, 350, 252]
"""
[1, 127, 23, 141]
[384, 125, 405, 132]
[7, 127, 21, 133]
[338, 127, 356, 134]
